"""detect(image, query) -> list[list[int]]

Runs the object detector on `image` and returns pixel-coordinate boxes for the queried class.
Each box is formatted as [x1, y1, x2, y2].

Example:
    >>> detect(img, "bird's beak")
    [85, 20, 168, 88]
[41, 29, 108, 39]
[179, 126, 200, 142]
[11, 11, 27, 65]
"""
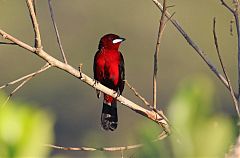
[112, 38, 125, 44]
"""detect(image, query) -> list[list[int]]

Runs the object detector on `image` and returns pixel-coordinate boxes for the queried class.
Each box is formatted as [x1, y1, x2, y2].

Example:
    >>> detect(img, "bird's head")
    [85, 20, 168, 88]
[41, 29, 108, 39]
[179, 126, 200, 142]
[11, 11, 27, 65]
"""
[98, 34, 125, 50]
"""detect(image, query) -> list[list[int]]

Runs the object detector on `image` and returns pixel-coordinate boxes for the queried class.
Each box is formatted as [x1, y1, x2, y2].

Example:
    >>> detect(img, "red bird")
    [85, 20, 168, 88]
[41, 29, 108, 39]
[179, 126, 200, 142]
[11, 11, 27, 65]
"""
[93, 34, 125, 131]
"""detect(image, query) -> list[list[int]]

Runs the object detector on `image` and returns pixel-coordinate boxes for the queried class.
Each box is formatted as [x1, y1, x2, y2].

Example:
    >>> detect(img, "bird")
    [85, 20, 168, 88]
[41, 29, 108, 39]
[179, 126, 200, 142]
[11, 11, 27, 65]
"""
[93, 33, 125, 131]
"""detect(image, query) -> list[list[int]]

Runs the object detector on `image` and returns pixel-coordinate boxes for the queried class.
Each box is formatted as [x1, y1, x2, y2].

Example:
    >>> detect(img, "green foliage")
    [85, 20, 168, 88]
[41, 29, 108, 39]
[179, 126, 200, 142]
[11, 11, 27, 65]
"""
[0, 92, 54, 158]
[135, 76, 236, 158]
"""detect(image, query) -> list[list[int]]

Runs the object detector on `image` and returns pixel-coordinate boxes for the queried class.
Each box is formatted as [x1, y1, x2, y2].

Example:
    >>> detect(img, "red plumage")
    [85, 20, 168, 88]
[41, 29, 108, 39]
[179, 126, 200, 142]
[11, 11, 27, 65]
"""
[93, 34, 125, 131]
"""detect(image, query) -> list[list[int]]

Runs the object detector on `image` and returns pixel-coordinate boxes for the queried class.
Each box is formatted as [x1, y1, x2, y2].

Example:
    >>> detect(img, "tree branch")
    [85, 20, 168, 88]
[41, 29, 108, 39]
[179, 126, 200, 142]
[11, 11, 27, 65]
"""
[0, 41, 16, 45]
[0, 28, 170, 136]
[125, 80, 151, 106]
[220, 0, 240, 101]
[26, 0, 42, 49]
[44, 131, 168, 152]
[213, 17, 240, 117]
[153, 0, 168, 109]
[48, 0, 68, 64]
[151, 0, 235, 97]
[1, 63, 51, 108]
[0, 63, 50, 90]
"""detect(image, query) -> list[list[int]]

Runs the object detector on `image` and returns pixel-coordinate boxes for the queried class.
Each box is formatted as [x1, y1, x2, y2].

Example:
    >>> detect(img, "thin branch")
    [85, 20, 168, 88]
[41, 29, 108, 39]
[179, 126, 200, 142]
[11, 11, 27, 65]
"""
[48, 0, 68, 64]
[221, 0, 235, 13]
[0, 28, 170, 136]
[0, 42, 16, 45]
[153, 0, 168, 109]
[1, 64, 51, 108]
[220, 0, 240, 101]
[2, 77, 32, 108]
[0, 63, 50, 89]
[124, 80, 151, 106]
[26, 0, 42, 49]
[124, 80, 170, 127]
[213, 17, 240, 117]
[44, 131, 168, 152]
[151, 0, 235, 97]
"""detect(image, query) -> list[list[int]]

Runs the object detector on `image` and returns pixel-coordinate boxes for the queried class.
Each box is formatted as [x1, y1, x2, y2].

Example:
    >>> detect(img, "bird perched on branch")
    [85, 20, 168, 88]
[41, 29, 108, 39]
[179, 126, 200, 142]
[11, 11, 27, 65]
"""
[93, 34, 125, 131]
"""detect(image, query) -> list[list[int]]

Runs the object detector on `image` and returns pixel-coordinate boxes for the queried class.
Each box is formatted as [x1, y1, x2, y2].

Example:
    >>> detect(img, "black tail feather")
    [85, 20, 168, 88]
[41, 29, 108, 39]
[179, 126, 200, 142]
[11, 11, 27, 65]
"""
[101, 102, 118, 131]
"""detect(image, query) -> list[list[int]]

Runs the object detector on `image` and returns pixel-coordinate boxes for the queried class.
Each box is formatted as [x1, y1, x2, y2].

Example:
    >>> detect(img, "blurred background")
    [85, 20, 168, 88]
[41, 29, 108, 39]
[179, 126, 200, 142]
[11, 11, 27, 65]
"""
[0, 0, 238, 157]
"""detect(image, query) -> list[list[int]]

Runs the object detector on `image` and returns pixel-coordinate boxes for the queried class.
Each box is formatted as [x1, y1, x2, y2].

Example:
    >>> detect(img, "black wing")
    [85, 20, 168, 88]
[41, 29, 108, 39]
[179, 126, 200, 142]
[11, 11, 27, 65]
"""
[93, 50, 101, 98]
[93, 50, 100, 80]
[118, 52, 125, 94]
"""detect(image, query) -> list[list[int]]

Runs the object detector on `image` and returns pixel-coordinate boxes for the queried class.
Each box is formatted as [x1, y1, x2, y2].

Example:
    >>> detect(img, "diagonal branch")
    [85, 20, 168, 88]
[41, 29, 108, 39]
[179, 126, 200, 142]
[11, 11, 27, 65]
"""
[0, 28, 170, 136]
[1, 63, 51, 108]
[151, 0, 235, 97]
[125, 80, 151, 106]
[213, 17, 240, 117]
[220, 0, 240, 101]
[2, 77, 32, 108]
[48, 0, 68, 64]
[0, 41, 16, 45]
[0, 63, 51, 89]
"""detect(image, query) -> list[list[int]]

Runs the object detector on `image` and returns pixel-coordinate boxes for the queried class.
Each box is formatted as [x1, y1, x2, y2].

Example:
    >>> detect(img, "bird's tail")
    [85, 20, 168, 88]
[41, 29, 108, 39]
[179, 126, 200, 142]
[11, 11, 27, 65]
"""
[101, 94, 118, 131]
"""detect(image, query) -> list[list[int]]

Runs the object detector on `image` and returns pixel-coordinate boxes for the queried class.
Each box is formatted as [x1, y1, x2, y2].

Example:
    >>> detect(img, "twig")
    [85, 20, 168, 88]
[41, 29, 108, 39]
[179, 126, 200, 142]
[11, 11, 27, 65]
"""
[48, 0, 68, 64]
[220, 0, 240, 101]
[2, 77, 32, 108]
[124, 79, 170, 131]
[213, 17, 240, 117]
[151, 0, 235, 97]
[26, 0, 42, 49]
[0, 42, 16, 45]
[124, 80, 151, 106]
[153, 0, 168, 109]
[1, 64, 51, 108]
[124, 79, 170, 130]
[44, 131, 168, 152]
[0, 63, 50, 89]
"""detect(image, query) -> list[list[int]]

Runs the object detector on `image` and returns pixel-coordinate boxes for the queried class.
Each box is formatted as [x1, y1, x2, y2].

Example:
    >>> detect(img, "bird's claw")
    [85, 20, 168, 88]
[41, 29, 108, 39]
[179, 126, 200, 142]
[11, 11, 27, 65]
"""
[113, 91, 121, 98]
[93, 79, 99, 87]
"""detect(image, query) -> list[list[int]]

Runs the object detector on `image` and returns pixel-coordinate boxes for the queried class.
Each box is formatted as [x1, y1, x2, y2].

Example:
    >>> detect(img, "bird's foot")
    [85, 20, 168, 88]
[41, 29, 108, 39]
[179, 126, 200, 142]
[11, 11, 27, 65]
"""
[113, 91, 121, 98]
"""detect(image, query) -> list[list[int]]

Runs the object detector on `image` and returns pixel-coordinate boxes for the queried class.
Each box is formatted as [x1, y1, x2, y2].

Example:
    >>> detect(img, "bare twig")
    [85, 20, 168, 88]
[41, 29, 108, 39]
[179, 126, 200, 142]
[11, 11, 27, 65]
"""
[213, 17, 240, 117]
[44, 131, 168, 152]
[151, 0, 235, 97]
[2, 77, 32, 108]
[124, 80, 170, 127]
[153, 0, 168, 109]
[0, 42, 16, 45]
[220, 0, 240, 101]
[0, 63, 50, 89]
[26, 0, 42, 49]
[48, 0, 68, 64]
[1, 64, 51, 108]
[125, 80, 151, 106]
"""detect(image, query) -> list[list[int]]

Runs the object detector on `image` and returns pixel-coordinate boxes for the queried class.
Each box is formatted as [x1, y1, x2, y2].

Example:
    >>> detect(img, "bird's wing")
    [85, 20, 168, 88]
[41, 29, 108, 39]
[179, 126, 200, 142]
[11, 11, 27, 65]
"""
[118, 52, 125, 94]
